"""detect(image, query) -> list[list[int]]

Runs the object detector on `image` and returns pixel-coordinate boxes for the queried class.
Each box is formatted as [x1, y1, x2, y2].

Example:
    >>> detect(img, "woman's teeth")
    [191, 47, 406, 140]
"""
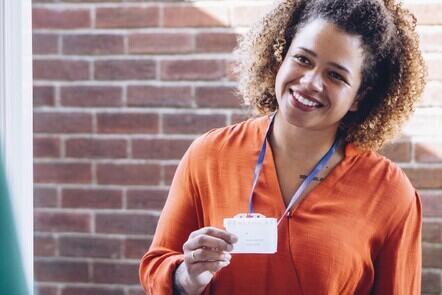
[292, 91, 320, 107]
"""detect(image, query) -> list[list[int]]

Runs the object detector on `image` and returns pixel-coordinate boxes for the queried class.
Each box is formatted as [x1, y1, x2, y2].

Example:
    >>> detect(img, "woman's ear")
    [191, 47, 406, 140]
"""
[349, 98, 360, 112]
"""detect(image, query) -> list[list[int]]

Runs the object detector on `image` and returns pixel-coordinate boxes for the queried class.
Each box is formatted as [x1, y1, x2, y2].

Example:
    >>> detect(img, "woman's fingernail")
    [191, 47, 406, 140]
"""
[226, 244, 233, 251]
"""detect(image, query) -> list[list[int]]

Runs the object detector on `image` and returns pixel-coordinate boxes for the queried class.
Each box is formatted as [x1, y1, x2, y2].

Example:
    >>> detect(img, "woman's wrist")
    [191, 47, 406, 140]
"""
[173, 262, 205, 295]
[173, 264, 187, 295]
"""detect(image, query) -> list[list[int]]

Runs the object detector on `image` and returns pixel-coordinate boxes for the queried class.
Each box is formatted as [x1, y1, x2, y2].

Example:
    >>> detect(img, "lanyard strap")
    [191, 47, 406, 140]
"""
[247, 113, 276, 214]
[247, 113, 339, 224]
[277, 137, 338, 225]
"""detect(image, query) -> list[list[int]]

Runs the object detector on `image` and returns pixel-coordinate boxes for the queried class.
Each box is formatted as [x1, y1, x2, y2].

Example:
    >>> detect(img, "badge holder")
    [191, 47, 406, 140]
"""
[224, 213, 277, 254]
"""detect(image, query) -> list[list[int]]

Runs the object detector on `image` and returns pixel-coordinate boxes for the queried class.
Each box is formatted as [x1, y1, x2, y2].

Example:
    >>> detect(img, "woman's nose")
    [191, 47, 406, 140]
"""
[299, 71, 323, 93]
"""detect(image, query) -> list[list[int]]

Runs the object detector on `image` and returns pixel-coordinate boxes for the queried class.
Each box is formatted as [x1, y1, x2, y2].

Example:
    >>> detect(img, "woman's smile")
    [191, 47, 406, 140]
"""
[288, 88, 324, 112]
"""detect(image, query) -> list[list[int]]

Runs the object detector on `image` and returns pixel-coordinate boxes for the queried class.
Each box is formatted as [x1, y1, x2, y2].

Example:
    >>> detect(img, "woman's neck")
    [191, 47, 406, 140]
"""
[269, 112, 339, 165]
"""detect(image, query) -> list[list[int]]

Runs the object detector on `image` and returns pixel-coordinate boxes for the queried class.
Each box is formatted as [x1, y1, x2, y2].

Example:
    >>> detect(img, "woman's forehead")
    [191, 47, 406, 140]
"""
[289, 18, 365, 72]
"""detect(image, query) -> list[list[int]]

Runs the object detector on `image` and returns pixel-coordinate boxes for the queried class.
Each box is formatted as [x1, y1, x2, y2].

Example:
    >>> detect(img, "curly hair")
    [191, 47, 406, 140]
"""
[234, 0, 426, 150]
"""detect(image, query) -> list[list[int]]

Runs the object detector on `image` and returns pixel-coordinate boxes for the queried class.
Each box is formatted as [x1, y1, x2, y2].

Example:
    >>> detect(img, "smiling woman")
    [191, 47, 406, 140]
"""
[139, 1, 426, 294]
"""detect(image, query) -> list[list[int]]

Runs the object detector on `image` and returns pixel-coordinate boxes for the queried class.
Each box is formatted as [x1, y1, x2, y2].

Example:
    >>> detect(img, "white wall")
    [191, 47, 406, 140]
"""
[0, 0, 34, 293]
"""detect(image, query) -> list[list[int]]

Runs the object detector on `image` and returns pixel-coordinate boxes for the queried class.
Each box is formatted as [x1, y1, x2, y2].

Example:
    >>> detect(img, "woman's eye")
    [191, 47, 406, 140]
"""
[293, 55, 310, 65]
[329, 71, 346, 83]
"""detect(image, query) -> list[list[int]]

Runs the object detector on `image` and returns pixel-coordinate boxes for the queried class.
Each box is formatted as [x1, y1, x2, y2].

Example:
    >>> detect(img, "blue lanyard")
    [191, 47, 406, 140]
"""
[247, 113, 340, 224]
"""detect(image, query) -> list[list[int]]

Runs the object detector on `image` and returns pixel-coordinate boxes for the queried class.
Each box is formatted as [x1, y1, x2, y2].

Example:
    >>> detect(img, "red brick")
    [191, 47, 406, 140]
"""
[65, 138, 127, 159]
[378, 141, 411, 163]
[403, 167, 442, 189]
[95, 213, 158, 235]
[127, 85, 193, 107]
[423, 222, 442, 243]
[415, 141, 442, 163]
[63, 34, 124, 55]
[163, 163, 178, 185]
[128, 33, 193, 54]
[163, 5, 229, 27]
[59, 236, 121, 258]
[33, 60, 89, 81]
[34, 137, 60, 158]
[95, 60, 156, 80]
[53, 0, 121, 1]
[36, 285, 58, 295]
[33, 8, 91, 29]
[34, 187, 58, 208]
[195, 86, 242, 108]
[124, 237, 152, 259]
[35, 211, 91, 233]
[132, 138, 192, 160]
[196, 32, 238, 53]
[231, 112, 251, 124]
[33, 34, 58, 54]
[160, 59, 225, 81]
[34, 86, 55, 107]
[426, 55, 442, 81]
[34, 112, 92, 134]
[226, 59, 239, 82]
[163, 113, 226, 134]
[35, 259, 89, 282]
[96, 113, 158, 134]
[34, 163, 92, 184]
[57, 0, 120, 2]
[422, 271, 442, 293]
[62, 287, 124, 295]
[34, 235, 56, 256]
[62, 188, 123, 209]
[96, 163, 160, 185]
[421, 192, 442, 217]
[126, 189, 168, 210]
[128, 289, 145, 295]
[92, 262, 139, 284]
[96, 7, 159, 28]
[406, 3, 442, 25]
[230, 5, 271, 27]
[61, 85, 122, 107]
[423, 244, 442, 268]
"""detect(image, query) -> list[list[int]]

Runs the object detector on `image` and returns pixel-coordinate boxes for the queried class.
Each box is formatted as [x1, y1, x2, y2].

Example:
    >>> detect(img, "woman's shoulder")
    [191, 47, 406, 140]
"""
[346, 143, 417, 210]
[187, 115, 267, 157]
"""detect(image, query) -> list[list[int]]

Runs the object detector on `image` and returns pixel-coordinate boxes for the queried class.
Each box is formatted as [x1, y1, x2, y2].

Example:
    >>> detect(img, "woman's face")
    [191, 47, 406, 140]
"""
[275, 18, 364, 132]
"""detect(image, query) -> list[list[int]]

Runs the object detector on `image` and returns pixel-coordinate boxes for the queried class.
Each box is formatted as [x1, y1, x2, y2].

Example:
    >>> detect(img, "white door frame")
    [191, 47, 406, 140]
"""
[0, 0, 33, 293]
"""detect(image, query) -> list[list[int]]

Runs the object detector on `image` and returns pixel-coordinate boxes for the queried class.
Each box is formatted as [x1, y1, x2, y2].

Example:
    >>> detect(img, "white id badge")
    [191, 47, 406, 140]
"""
[223, 213, 277, 254]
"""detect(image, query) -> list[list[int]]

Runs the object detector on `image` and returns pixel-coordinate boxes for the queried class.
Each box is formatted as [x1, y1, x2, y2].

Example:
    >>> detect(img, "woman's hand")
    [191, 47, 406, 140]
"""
[173, 227, 238, 295]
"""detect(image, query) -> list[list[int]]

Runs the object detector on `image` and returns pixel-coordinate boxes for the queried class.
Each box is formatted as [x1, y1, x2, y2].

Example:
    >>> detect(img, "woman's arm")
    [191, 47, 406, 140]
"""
[139, 145, 200, 295]
[371, 192, 422, 294]
[139, 136, 235, 295]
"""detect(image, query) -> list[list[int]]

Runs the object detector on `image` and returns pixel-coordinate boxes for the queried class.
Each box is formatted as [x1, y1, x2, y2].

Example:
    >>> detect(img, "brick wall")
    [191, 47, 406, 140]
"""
[32, 1, 442, 294]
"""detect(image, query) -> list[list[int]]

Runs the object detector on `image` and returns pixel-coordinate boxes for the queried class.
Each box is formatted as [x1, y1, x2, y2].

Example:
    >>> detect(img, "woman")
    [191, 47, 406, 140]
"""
[140, 0, 426, 294]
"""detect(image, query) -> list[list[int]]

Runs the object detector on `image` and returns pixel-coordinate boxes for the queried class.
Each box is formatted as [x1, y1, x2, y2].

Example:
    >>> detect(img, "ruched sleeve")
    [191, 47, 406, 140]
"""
[139, 142, 203, 295]
[371, 192, 422, 294]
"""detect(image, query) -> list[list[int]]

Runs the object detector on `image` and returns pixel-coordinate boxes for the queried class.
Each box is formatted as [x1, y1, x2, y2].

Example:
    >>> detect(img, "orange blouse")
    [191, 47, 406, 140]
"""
[139, 116, 422, 295]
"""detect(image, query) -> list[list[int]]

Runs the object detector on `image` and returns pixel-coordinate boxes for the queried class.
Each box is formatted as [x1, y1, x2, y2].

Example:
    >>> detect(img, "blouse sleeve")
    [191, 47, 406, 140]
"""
[139, 142, 203, 295]
[371, 192, 422, 294]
